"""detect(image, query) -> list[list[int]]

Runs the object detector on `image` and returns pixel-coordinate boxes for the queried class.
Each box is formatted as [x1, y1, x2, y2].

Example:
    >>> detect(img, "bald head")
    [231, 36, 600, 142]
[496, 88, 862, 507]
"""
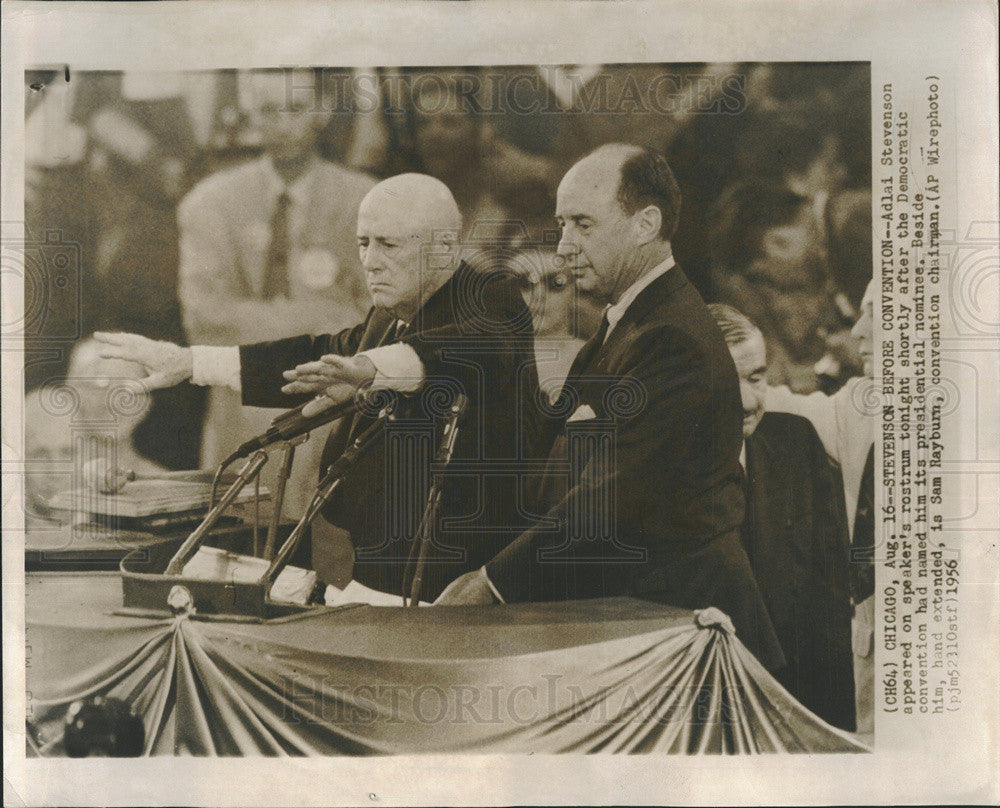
[563, 143, 642, 187]
[360, 173, 463, 236]
[562, 143, 681, 241]
[356, 173, 463, 320]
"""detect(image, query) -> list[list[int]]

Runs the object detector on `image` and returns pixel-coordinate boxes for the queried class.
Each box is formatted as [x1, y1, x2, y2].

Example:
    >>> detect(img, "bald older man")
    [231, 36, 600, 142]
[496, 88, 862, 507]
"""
[97, 173, 543, 603]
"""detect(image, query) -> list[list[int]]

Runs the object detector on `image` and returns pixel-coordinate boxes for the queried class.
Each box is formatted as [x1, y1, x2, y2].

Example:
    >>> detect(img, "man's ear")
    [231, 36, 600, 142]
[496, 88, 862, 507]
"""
[436, 229, 462, 261]
[632, 205, 663, 244]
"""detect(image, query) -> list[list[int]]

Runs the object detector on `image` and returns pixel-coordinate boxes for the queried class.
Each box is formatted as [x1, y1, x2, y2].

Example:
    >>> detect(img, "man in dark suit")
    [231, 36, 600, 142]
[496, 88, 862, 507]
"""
[437, 145, 784, 672]
[95, 173, 543, 603]
[709, 303, 855, 730]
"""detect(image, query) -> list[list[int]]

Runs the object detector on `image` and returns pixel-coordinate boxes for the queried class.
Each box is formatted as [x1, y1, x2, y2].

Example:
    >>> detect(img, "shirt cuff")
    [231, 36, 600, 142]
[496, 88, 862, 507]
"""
[190, 345, 241, 392]
[359, 343, 424, 393]
[479, 566, 505, 603]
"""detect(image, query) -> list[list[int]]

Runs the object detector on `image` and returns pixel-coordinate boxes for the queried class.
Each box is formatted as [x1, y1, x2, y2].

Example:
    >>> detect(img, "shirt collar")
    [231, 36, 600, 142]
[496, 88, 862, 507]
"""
[261, 154, 318, 207]
[604, 255, 675, 340]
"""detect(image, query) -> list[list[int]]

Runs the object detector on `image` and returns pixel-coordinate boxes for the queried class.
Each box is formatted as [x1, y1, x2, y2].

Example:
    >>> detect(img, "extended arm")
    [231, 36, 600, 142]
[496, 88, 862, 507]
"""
[92, 319, 369, 410]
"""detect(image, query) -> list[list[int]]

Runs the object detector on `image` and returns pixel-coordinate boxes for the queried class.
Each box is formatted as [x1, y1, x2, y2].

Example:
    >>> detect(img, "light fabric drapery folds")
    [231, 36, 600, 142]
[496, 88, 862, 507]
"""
[27, 572, 867, 755]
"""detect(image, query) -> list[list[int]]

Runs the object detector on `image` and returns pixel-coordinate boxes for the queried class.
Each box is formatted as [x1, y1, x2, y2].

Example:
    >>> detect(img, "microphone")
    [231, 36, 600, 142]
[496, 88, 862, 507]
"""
[433, 394, 468, 463]
[226, 396, 357, 463]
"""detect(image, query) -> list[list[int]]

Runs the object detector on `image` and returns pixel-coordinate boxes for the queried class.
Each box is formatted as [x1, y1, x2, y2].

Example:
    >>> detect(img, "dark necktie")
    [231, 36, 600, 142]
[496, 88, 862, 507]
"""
[262, 192, 291, 300]
[530, 309, 612, 522]
[850, 444, 876, 604]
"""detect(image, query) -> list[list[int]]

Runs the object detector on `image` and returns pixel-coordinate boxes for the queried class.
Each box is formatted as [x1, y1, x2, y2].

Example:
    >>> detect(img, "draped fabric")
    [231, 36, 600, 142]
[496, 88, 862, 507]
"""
[26, 573, 867, 755]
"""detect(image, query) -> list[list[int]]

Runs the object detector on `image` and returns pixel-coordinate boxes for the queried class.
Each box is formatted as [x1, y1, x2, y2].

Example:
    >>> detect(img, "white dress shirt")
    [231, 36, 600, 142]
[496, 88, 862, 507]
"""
[603, 256, 675, 342]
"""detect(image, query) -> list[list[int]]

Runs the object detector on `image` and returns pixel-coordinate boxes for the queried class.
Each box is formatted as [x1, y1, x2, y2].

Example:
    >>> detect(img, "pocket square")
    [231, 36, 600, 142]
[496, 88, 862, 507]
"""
[567, 404, 597, 422]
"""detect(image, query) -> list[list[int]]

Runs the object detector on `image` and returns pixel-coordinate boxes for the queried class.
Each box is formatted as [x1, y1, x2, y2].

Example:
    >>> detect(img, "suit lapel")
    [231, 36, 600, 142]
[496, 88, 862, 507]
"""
[589, 267, 689, 374]
[415, 261, 464, 333]
[743, 432, 775, 573]
[546, 269, 687, 505]
[343, 309, 397, 444]
[358, 309, 397, 350]
[562, 317, 607, 397]
[746, 419, 810, 580]
[745, 424, 779, 515]
[564, 267, 690, 412]
[342, 268, 463, 443]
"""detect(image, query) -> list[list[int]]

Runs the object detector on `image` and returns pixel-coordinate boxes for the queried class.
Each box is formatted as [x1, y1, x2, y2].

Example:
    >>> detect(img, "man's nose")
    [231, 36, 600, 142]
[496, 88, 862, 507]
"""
[556, 231, 578, 259]
[362, 248, 383, 272]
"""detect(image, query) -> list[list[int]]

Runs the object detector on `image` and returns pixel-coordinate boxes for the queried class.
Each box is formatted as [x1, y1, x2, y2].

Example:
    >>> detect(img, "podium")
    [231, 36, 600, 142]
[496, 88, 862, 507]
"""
[117, 393, 467, 620]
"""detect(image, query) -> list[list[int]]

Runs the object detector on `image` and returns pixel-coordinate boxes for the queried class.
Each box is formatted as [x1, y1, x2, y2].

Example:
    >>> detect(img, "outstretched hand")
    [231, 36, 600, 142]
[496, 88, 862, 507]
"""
[282, 354, 377, 417]
[92, 332, 193, 390]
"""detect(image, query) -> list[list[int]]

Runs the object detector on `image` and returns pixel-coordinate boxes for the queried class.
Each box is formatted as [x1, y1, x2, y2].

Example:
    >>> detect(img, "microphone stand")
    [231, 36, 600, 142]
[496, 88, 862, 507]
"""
[260, 418, 384, 599]
[164, 391, 365, 577]
[164, 450, 269, 575]
[405, 395, 468, 608]
[263, 433, 308, 561]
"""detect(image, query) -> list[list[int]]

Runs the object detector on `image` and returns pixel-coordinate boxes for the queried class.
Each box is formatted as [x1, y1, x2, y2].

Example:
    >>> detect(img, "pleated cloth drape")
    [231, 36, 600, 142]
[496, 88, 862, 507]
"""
[26, 573, 868, 755]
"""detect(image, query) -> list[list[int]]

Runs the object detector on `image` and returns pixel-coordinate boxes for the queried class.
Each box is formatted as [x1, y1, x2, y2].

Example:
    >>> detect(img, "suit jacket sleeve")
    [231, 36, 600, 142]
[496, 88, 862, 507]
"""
[237, 316, 370, 408]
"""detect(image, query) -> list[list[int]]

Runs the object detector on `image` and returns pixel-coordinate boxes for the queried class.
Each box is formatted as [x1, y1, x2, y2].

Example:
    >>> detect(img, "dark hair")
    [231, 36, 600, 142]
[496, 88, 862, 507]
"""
[614, 147, 683, 241]
[709, 181, 810, 276]
[707, 303, 763, 347]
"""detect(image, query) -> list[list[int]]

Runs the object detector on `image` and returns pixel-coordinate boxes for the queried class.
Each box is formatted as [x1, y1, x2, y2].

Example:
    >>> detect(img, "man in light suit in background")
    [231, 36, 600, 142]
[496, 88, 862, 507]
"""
[177, 68, 375, 516]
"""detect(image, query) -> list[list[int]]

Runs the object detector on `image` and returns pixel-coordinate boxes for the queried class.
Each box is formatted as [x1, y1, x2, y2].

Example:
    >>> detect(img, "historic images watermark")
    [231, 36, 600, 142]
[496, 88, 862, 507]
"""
[277, 67, 749, 118]
[276, 672, 732, 728]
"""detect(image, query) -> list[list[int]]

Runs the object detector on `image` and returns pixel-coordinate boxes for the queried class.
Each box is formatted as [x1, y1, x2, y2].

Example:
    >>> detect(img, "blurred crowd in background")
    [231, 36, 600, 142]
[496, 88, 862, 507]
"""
[23, 62, 872, 475]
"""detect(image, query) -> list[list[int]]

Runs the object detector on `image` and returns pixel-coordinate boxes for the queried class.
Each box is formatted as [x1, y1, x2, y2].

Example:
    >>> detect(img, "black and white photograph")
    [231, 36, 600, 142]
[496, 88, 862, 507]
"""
[2, 1, 997, 805]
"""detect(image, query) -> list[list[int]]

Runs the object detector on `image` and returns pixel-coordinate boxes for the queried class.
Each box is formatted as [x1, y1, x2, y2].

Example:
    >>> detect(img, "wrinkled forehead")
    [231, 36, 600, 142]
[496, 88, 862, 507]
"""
[357, 191, 430, 240]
